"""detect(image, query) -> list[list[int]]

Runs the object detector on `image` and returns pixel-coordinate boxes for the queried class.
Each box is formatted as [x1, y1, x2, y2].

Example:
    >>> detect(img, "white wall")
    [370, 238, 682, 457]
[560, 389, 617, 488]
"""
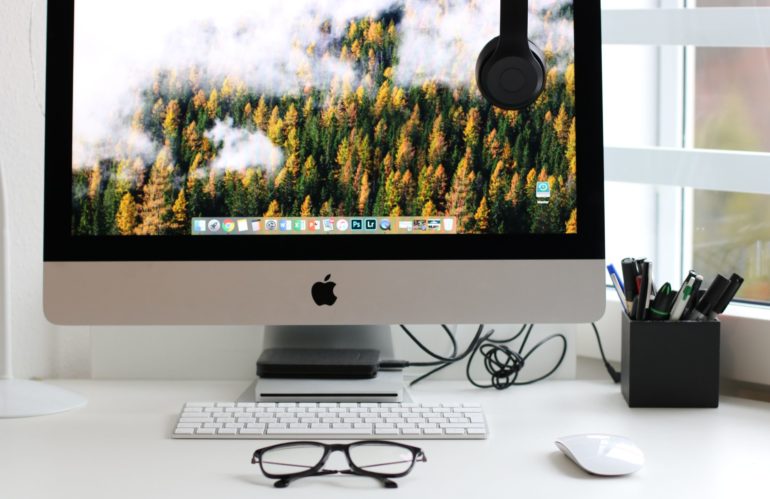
[0, 0, 660, 381]
[0, 0, 91, 379]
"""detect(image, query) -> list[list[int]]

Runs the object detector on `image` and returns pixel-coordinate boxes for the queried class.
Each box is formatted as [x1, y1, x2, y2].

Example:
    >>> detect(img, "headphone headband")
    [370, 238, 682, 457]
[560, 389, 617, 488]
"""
[499, 1, 530, 52]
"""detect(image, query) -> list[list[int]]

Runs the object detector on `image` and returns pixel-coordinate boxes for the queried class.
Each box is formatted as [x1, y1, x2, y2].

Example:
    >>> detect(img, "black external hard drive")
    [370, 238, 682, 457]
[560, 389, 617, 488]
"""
[257, 348, 381, 379]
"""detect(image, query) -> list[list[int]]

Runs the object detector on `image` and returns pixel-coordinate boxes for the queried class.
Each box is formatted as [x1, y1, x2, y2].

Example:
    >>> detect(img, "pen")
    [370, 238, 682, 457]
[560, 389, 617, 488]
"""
[669, 271, 697, 321]
[636, 261, 652, 321]
[708, 273, 745, 320]
[621, 258, 639, 311]
[607, 264, 628, 314]
[649, 282, 675, 320]
[681, 275, 703, 320]
[688, 274, 731, 321]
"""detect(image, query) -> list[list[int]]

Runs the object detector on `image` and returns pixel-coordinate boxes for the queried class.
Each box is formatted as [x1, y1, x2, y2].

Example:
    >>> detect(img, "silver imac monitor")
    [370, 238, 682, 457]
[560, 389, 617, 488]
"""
[43, 0, 605, 328]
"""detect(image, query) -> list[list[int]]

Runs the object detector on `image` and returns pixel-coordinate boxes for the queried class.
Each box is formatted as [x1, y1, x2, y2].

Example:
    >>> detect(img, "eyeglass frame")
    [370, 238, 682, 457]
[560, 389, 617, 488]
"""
[251, 440, 427, 489]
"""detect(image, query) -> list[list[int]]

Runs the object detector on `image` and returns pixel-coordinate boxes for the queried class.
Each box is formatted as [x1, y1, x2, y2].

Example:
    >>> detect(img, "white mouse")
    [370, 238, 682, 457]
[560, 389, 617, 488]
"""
[555, 434, 645, 476]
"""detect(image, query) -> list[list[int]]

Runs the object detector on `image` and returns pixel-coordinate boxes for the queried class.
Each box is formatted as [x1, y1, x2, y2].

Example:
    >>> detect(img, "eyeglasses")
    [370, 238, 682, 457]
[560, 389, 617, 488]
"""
[251, 440, 427, 489]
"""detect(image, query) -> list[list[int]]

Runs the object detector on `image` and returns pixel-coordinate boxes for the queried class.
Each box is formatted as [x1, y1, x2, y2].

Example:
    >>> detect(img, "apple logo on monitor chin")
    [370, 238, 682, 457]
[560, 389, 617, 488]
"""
[312, 275, 338, 306]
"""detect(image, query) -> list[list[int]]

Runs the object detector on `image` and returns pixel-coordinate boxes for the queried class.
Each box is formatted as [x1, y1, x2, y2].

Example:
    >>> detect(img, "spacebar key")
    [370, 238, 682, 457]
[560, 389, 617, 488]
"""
[267, 428, 373, 436]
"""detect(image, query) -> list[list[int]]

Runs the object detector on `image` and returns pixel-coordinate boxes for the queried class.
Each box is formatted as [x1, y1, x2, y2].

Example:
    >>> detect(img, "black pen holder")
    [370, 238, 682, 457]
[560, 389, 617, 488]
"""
[621, 313, 720, 408]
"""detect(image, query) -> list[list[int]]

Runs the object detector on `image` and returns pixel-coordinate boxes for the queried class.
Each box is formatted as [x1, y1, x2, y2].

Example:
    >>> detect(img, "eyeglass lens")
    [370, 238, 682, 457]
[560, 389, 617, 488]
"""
[259, 442, 418, 477]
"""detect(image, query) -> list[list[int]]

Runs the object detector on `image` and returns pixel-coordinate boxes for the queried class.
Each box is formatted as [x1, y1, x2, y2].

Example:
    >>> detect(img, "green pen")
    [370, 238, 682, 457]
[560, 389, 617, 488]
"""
[669, 272, 698, 321]
[649, 283, 675, 320]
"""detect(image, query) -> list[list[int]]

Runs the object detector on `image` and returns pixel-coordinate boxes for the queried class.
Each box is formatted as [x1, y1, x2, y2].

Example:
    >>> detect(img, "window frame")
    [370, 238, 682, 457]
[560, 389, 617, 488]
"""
[598, 3, 770, 386]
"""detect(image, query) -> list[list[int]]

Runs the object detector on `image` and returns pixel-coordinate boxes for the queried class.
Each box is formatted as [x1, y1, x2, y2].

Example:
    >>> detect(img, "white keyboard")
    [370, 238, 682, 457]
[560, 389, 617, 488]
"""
[173, 401, 489, 440]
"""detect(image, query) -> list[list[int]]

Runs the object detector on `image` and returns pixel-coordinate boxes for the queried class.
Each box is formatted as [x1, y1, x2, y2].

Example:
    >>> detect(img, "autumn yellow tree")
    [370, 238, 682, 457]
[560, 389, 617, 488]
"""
[301, 195, 313, 217]
[475, 196, 490, 232]
[115, 193, 137, 235]
[163, 100, 181, 140]
[170, 189, 188, 232]
[264, 199, 281, 217]
[136, 149, 173, 235]
[566, 209, 578, 234]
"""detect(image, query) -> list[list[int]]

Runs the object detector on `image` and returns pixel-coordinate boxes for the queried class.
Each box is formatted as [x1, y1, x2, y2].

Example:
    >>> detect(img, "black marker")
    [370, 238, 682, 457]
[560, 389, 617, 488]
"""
[708, 273, 745, 320]
[621, 258, 639, 311]
[636, 261, 652, 321]
[681, 275, 703, 320]
[688, 274, 731, 321]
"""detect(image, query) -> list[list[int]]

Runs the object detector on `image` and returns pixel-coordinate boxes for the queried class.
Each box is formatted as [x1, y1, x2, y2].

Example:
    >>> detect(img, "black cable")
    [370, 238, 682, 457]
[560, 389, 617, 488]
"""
[397, 324, 568, 389]
[591, 323, 621, 383]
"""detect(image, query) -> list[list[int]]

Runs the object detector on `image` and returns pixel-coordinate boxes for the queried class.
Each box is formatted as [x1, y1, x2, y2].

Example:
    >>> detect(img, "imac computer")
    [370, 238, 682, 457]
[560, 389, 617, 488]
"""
[42, 0, 605, 415]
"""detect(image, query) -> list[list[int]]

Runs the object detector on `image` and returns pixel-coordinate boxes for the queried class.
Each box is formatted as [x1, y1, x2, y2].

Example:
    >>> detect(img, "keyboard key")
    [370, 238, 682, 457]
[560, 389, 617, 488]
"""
[196, 428, 216, 435]
[375, 429, 399, 435]
[174, 428, 195, 435]
[180, 417, 213, 423]
[445, 429, 466, 435]
[268, 428, 373, 436]
[218, 428, 237, 435]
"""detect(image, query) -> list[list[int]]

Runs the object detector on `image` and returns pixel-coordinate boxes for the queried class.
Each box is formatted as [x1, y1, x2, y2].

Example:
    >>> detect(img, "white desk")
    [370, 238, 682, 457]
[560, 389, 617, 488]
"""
[0, 378, 768, 499]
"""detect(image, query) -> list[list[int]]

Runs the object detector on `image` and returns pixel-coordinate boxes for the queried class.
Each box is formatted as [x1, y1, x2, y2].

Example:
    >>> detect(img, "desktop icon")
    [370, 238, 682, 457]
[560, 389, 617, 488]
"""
[443, 218, 455, 232]
[351, 219, 363, 231]
[309, 220, 321, 232]
[536, 181, 552, 199]
[194, 219, 207, 233]
[336, 219, 350, 232]
[237, 219, 249, 232]
[399, 220, 414, 232]
[265, 220, 278, 231]
[380, 219, 392, 231]
[279, 220, 292, 232]
[323, 219, 334, 232]
[428, 219, 441, 231]
[415, 220, 428, 232]
[294, 220, 307, 232]
[251, 220, 261, 232]
[365, 219, 377, 231]
[223, 219, 236, 233]
[207, 219, 221, 232]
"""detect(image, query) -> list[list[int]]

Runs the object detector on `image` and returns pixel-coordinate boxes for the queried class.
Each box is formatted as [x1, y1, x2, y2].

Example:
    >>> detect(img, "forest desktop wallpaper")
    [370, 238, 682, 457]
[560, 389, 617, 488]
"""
[71, 0, 577, 236]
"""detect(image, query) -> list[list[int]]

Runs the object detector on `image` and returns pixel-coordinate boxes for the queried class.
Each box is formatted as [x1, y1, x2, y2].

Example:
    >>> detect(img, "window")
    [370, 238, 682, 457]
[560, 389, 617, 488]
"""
[602, 0, 770, 304]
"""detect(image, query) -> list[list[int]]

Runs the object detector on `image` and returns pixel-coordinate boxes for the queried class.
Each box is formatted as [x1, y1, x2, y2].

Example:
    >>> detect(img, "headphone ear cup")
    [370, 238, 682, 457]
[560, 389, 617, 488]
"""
[475, 37, 501, 103]
[528, 40, 546, 85]
[476, 37, 547, 110]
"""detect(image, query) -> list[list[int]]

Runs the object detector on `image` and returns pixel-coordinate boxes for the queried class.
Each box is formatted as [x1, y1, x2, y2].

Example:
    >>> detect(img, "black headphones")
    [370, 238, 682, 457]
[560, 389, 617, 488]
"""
[476, 1, 546, 110]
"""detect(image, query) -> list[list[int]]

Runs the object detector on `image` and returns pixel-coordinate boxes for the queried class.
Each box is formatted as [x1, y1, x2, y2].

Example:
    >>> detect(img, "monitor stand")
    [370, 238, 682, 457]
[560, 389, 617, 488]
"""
[244, 326, 408, 403]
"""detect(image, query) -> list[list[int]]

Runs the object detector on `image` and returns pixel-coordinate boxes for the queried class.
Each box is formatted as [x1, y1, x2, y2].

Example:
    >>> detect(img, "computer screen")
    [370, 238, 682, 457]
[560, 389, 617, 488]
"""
[45, 0, 604, 325]
[70, 0, 578, 238]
